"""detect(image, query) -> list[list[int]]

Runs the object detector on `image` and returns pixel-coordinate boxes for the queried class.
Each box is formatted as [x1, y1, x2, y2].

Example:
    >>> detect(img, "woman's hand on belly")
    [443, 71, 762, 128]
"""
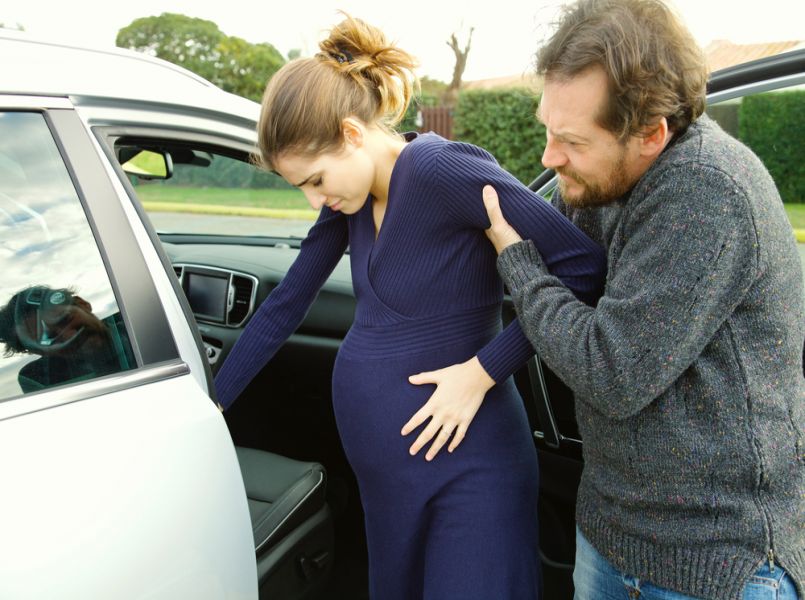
[402, 356, 495, 461]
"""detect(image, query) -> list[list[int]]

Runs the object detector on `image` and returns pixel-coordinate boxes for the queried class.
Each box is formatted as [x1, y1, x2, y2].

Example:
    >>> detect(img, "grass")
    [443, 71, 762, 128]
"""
[134, 185, 310, 210]
[784, 203, 805, 229]
[134, 185, 805, 239]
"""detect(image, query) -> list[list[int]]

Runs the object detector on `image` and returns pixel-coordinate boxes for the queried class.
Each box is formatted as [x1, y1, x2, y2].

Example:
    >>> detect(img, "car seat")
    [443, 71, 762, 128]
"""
[235, 447, 333, 599]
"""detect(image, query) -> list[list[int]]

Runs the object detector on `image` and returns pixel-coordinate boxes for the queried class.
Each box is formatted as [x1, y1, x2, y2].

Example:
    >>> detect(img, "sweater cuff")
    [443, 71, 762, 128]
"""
[476, 321, 535, 383]
[497, 240, 549, 293]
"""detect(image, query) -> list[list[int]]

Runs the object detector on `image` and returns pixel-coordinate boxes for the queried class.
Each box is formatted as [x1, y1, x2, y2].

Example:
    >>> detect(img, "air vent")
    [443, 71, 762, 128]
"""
[228, 275, 255, 326]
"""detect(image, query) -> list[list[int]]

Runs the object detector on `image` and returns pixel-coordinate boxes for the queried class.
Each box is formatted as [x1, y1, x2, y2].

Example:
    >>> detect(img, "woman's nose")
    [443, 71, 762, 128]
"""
[304, 189, 326, 210]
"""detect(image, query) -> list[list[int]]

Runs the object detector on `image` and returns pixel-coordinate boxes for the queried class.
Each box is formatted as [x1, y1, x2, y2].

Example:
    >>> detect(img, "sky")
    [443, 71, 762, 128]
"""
[2, 0, 804, 83]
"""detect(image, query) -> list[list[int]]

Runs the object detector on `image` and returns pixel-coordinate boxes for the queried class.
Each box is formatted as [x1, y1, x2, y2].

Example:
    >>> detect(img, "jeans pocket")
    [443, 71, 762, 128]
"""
[742, 565, 800, 600]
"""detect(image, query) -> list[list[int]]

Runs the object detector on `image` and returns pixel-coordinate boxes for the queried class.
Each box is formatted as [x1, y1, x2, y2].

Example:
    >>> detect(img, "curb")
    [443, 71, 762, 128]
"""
[142, 201, 318, 221]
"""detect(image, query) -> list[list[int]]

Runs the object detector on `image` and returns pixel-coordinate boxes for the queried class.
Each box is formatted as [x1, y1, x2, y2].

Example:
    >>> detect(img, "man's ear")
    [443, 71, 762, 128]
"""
[639, 116, 671, 159]
[342, 117, 365, 148]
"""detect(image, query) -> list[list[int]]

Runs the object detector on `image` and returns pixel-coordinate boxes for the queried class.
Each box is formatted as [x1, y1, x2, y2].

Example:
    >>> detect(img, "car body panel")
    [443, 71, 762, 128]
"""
[0, 33, 258, 599]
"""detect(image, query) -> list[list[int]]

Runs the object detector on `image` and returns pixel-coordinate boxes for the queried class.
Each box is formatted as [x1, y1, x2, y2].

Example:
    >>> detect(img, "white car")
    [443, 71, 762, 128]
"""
[0, 31, 331, 600]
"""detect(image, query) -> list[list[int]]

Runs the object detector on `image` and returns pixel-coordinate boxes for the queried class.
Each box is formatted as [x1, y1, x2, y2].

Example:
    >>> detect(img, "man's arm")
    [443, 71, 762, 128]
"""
[484, 166, 760, 419]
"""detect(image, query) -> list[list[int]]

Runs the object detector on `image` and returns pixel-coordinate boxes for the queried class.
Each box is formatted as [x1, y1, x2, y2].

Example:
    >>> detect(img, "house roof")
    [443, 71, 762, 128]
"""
[463, 72, 542, 92]
[704, 39, 805, 72]
[463, 39, 805, 91]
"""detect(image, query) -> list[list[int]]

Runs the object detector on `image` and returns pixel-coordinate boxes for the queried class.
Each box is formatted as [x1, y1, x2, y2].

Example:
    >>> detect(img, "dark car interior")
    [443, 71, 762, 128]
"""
[103, 132, 583, 599]
[164, 232, 581, 600]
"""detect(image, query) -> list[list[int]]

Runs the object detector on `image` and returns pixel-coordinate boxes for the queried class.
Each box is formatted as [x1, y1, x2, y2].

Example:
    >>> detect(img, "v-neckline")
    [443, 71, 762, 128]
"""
[368, 132, 418, 247]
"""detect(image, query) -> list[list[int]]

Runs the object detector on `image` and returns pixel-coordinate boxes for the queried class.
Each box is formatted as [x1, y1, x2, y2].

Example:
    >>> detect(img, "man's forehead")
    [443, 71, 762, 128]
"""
[539, 70, 608, 131]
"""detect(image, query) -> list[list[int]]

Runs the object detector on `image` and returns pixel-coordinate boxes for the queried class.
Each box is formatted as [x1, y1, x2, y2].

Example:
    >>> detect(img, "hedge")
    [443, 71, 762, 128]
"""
[739, 90, 805, 204]
[452, 88, 547, 185]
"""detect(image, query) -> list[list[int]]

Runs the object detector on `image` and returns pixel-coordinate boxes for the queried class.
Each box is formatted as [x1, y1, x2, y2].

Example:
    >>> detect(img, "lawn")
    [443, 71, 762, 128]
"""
[784, 203, 805, 229]
[133, 185, 310, 210]
[134, 184, 805, 232]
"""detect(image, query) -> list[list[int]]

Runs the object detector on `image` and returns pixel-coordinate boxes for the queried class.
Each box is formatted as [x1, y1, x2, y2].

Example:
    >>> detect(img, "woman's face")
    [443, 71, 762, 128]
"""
[274, 141, 376, 214]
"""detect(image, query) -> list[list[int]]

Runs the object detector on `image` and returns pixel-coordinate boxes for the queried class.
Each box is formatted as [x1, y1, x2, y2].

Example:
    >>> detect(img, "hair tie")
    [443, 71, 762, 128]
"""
[330, 48, 354, 64]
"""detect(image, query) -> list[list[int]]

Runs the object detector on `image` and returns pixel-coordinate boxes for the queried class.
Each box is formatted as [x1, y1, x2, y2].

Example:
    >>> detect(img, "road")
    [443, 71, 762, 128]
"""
[149, 211, 315, 238]
[150, 211, 805, 282]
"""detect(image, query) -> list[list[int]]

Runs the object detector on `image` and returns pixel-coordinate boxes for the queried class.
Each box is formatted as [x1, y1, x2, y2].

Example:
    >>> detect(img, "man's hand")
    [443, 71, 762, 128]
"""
[483, 185, 522, 254]
[402, 356, 495, 461]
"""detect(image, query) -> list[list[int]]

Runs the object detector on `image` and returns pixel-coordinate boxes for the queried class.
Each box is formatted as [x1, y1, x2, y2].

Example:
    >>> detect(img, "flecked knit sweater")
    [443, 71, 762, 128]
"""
[496, 115, 805, 599]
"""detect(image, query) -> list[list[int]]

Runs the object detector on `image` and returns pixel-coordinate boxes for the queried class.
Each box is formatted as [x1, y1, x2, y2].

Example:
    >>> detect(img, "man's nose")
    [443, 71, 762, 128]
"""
[541, 137, 567, 170]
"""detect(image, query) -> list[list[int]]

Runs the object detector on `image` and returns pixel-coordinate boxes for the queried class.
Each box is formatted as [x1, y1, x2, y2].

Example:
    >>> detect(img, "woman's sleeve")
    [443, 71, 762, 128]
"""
[214, 209, 349, 410]
[434, 141, 607, 383]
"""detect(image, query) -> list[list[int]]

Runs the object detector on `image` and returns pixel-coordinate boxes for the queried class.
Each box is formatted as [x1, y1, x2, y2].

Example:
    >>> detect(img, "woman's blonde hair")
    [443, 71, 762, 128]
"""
[256, 13, 418, 170]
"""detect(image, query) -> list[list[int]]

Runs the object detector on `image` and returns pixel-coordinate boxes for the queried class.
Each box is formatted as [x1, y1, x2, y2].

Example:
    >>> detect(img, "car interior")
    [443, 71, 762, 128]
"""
[100, 133, 583, 599]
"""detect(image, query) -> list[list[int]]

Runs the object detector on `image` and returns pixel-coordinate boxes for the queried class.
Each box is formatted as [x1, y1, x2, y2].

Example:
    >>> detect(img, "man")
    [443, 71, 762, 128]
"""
[0, 286, 127, 392]
[482, 0, 804, 598]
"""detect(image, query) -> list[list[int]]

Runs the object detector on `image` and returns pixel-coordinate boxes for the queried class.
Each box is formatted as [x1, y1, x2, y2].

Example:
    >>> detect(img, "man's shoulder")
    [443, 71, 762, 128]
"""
[653, 115, 767, 188]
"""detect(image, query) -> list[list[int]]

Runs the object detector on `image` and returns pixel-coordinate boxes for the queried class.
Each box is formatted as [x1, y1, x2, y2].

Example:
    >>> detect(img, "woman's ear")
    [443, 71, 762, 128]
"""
[342, 117, 365, 148]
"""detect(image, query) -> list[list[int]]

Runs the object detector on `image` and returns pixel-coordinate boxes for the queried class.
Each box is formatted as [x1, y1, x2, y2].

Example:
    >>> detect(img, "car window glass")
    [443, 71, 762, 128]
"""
[0, 112, 136, 400]
[706, 81, 805, 287]
[132, 148, 316, 238]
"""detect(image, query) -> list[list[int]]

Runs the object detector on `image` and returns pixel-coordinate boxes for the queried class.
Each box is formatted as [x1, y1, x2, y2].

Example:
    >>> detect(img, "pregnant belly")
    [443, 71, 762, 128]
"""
[331, 346, 535, 488]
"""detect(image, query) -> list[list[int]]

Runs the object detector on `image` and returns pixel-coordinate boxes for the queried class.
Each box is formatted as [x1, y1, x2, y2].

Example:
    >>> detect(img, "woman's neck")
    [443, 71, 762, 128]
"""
[367, 131, 407, 205]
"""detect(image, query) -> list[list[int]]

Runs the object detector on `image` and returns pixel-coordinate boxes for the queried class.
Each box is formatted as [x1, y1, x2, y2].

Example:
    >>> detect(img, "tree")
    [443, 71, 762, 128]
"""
[214, 36, 285, 101]
[117, 14, 224, 82]
[443, 28, 474, 107]
[116, 13, 284, 102]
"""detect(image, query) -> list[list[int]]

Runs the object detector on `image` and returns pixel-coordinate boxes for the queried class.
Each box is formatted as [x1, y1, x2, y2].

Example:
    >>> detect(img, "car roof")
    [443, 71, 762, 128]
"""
[0, 30, 260, 122]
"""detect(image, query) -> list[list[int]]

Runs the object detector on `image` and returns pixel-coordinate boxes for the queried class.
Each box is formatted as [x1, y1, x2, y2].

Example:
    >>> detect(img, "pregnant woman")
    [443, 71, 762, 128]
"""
[214, 14, 606, 600]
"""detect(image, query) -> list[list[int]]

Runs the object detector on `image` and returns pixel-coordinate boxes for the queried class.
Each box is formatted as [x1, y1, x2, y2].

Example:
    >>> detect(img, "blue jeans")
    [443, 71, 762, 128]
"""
[573, 528, 801, 600]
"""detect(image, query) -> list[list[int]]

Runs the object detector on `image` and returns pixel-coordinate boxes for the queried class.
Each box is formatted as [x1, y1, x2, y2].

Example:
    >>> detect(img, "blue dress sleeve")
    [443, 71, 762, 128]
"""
[214, 208, 349, 410]
[434, 140, 607, 383]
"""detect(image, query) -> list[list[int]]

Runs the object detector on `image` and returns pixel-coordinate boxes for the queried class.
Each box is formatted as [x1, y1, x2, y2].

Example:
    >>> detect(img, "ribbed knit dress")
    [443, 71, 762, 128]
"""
[215, 132, 606, 599]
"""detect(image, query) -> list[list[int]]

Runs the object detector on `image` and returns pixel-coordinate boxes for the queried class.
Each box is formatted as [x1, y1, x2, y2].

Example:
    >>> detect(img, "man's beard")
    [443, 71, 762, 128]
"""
[557, 149, 633, 208]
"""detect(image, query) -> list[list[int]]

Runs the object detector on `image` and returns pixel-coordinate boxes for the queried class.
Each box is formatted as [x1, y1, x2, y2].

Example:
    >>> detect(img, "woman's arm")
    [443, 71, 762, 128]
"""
[214, 209, 349, 410]
[403, 140, 606, 459]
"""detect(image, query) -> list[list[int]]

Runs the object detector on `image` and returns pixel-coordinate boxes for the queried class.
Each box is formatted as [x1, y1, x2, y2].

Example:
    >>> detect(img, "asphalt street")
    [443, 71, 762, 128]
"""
[149, 211, 805, 283]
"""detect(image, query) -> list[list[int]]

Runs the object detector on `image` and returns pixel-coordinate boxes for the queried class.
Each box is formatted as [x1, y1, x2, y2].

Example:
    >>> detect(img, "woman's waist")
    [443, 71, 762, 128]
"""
[341, 304, 503, 359]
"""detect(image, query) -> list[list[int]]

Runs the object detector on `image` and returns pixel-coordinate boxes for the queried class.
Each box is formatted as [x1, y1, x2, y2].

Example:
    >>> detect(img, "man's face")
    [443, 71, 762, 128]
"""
[538, 66, 644, 208]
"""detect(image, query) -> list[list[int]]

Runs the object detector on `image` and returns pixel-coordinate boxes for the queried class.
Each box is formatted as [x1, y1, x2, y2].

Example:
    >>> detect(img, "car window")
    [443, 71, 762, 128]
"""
[131, 146, 317, 238]
[0, 112, 136, 400]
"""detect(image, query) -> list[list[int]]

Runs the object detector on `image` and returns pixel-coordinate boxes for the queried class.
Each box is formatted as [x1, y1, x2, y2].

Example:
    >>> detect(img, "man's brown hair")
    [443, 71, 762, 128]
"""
[536, 0, 708, 140]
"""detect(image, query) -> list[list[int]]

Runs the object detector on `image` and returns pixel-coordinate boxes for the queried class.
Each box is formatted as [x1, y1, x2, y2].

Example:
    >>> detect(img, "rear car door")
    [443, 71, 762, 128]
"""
[0, 97, 257, 599]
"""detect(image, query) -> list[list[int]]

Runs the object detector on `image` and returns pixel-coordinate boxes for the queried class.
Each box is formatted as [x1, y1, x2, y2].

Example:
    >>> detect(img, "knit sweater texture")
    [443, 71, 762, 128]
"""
[497, 115, 805, 600]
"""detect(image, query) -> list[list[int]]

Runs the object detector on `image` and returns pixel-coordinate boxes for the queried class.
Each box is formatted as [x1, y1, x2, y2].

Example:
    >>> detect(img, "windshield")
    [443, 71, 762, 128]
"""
[134, 148, 317, 238]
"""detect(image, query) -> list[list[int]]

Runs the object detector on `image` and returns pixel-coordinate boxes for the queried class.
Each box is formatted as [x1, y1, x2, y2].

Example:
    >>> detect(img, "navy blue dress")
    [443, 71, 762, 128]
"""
[216, 133, 606, 599]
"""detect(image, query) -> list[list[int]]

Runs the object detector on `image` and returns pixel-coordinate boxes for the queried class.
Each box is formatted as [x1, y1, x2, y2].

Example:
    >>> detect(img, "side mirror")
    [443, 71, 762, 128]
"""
[120, 149, 173, 180]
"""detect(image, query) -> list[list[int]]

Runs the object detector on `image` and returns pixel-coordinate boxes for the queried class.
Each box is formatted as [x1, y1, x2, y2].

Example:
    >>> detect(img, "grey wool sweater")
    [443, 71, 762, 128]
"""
[497, 115, 805, 599]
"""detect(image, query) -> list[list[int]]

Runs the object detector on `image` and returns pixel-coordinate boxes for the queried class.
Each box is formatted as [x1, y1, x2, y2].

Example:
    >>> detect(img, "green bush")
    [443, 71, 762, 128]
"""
[739, 90, 805, 203]
[453, 88, 546, 184]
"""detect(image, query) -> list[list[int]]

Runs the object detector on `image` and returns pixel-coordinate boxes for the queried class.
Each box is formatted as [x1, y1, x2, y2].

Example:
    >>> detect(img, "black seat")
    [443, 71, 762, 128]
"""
[236, 447, 334, 599]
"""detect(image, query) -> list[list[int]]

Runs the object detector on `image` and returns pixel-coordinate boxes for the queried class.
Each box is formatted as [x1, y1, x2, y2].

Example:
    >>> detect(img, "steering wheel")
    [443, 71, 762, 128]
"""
[14, 287, 85, 354]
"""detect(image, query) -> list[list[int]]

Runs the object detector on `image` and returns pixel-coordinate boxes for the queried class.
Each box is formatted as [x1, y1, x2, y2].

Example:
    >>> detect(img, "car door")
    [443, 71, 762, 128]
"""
[0, 98, 257, 599]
